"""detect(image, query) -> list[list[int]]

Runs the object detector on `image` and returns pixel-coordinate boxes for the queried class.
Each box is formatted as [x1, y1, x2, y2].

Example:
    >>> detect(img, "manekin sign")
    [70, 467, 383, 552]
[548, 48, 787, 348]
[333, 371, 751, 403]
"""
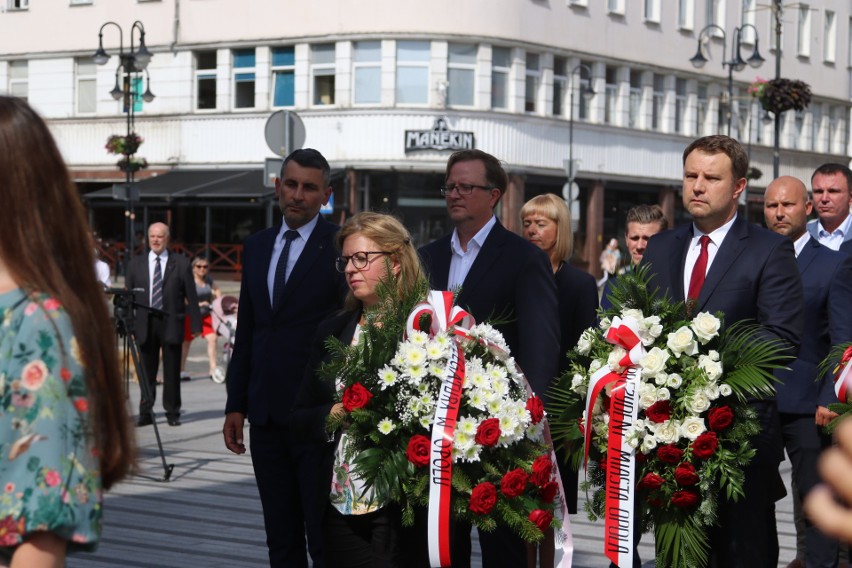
[404, 118, 475, 153]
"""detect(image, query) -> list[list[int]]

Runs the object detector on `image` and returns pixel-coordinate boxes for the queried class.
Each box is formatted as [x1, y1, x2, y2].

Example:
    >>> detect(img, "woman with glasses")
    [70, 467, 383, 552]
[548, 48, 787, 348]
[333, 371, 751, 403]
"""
[293, 211, 426, 567]
[180, 256, 221, 380]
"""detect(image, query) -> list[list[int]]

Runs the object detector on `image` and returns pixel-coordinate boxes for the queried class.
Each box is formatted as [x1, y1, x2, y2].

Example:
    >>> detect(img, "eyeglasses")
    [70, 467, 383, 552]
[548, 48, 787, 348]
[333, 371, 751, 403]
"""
[335, 251, 391, 273]
[439, 182, 494, 197]
[195, 264, 209, 269]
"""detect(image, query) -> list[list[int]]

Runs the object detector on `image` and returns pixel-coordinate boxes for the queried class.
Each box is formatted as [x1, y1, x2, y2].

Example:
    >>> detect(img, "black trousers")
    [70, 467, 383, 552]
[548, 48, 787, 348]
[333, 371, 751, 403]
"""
[139, 314, 181, 419]
[250, 423, 326, 568]
[322, 504, 401, 567]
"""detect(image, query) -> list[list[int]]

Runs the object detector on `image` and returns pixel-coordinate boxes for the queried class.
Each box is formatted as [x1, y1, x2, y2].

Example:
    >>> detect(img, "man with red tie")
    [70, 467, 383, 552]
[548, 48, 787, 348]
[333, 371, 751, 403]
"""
[641, 135, 803, 568]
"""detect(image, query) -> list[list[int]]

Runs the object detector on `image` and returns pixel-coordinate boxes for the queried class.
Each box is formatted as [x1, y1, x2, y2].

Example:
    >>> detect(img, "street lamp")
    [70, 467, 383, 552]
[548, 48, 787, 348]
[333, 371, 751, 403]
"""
[689, 24, 764, 136]
[92, 20, 155, 267]
[567, 63, 595, 200]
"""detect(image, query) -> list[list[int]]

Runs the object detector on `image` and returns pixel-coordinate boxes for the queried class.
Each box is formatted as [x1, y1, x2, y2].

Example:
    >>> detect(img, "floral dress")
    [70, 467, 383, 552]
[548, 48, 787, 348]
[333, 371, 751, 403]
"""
[0, 289, 102, 555]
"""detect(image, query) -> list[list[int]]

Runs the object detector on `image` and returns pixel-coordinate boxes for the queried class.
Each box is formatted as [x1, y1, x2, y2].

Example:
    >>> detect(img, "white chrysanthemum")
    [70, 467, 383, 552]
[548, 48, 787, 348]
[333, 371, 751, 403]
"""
[688, 392, 711, 414]
[680, 416, 706, 440]
[400, 344, 427, 367]
[468, 369, 490, 389]
[576, 329, 595, 355]
[491, 377, 509, 397]
[498, 414, 521, 437]
[487, 364, 508, 382]
[419, 414, 433, 429]
[691, 312, 721, 343]
[487, 399, 503, 415]
[457, 416, 478, 435]
[454, 430, 475, 451]
[377, 365, 398, 390]
[656, 387, 671, 401]
[408, 330, 429, 346]
[527, 421, 545, 441]
[377, 418, 396, 435]
[653, 420, 680, 444]
[667, 326, 699, 357]
[667, 373, 683, 389]
[640, 347, 669, 378]
[468, 389, 488, 411]
[719, 384, 733, 397]
[641, 436, 658, 453]
[425, 342, 447, 360]
[433, 333, 451, 347]
[459, 444, 482, 463]
[408, 398, 422, 414]
[406, 365, 428, 381]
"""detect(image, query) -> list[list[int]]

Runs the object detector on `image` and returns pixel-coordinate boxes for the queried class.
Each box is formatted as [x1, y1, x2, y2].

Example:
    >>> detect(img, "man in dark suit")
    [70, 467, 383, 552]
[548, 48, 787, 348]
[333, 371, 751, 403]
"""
[642, 135, 803, 568]
[223, 148, 346, 568]
[126, 221, 201, 427]
[418, 149, 560, 567]
[807, 163, 852, 251]
[764, 175, 852, 568]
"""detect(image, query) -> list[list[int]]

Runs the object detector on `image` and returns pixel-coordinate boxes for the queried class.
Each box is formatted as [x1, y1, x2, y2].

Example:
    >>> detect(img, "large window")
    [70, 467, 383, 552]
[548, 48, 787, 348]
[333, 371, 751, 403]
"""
[552, 56, 567, 117]
[491, 47, 510, 110]
[741, 0, 756, 44]
[577, 60, 593, 121]
[524, 52, 539, 113]
[797, 4, 811, 57]
[396, 41, 429, 105]
[76, 58, 97, 114]
[8, 61, 28, 101]
[628, 70, 641, 128]
[824, 11, 837, 63]
[604, 65, 617, 125]
[652, 74, 665, 131]
[311, 43, 336, 106]
[607, 0, 625, 16]
[707, 0, 725, 37]
[195, 51, 217, 110]
[644, 0, 661, 23]
[696, 83, 708, 136]
[675, 78, 687, 134]
[7, 0, 28, 9]
[678, 0, 694, 30]
[353, 41, 381, 105]
[447, 43, 476, 107]
[271, 46, 295, 107]
[811, 105, 822, 151]
[233, 48, 256, 109]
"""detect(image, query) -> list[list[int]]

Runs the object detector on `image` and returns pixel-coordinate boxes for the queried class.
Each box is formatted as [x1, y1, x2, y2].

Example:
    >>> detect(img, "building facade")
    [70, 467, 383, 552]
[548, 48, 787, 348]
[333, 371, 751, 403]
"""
[1, 0, 850, 275]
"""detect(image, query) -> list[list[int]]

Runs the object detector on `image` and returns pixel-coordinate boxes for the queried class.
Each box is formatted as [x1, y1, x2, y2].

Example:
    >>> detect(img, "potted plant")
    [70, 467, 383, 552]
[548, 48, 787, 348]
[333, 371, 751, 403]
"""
[749, 77, 811, 115]
[105, 133, 143, 156]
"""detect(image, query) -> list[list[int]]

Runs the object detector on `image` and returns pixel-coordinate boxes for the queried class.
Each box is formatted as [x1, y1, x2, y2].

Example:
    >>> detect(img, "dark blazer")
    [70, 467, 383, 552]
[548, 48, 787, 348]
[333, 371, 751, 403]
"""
[225, 217, 347, 426]
[419, 220, 561, 399]
[776, 239, 852, 414]
[555, 262, 598, 373]
[126, 250, 201, 345]
[641, 215, 804, 465]
[839, 239, 852, 256]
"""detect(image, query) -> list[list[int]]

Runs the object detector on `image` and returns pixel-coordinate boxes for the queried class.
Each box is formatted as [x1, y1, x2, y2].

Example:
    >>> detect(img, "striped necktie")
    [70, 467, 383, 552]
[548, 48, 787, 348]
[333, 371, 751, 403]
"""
[151, 255, 163, 309]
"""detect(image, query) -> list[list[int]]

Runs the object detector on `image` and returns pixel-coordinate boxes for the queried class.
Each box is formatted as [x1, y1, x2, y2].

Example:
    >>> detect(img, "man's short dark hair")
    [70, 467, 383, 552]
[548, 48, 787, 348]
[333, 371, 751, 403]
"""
[445, 149, 509, 195]
[811, 163, 852, 193]
[281, 148, 331, 187]
[626, 204, 668, 231]
[682, 135, 749, 181]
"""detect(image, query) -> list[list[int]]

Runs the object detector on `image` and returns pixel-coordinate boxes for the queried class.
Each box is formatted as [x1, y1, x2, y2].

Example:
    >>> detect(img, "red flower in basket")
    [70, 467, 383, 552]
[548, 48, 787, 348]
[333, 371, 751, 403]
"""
[645, 400, 672, 423]
[674, 462, 700, 486]
[342, 382, 373, 411]
[708, 406, 734, 431]
[406, 435, 431, 467]
[692, 432, 718, 460]
[526, 395, 545, 425]
[475, 418, 501, 447]
[671, 489, 700, 508]
[530, 455, 554, 487]
[656, 444, 684, 464]
[539, 481, 558, 503]
[529, 509, 554, 531]
[638, 472, 665, 490]
[501, 468, 528, 498]
[469, 482, 497, 515]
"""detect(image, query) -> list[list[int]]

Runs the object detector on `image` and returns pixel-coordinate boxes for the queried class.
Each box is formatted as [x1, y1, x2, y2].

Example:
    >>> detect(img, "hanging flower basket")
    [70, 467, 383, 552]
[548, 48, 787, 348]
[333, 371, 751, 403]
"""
[105, 133, 143, 156]
[117, 157, 148, 173]
[755, 78, 812, 115]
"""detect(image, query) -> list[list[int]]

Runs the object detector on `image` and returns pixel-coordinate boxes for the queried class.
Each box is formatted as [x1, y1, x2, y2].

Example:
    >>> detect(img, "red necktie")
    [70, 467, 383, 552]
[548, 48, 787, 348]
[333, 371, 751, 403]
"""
[687, 235, 711, 301]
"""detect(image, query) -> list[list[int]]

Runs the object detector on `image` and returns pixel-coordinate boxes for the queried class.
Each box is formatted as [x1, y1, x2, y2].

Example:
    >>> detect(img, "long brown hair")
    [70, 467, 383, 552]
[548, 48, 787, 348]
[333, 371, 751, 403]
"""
[0, 96, 134, 489]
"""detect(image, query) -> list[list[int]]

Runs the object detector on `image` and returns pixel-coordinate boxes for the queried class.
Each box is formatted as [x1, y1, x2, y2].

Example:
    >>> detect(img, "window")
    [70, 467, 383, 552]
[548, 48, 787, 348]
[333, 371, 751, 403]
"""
[525, 52, 539, 113]
[353, 41, 381, 105]
[312, 43, 336, 105]
[607, 0, 625, 16]
[491, 47, 511, 110]
[675, 78, 687, 134]
[396, 41, 429, 105]
[195, 50, 217, 110]
[741, 0, 756, 44]
[811, 104, 823, 151]
[271, 47, 295, 107]
[628, 70, 641, 128]
[678, 0, 694, 30]
[707, 0, 725, 37]
[604, 65, 617, 125]
[696, 83, 708, 136]
[129, 76, 144, 113]
[652, 74, 665, 131]
[7, 0, 28, 9]
[233, 48, 256, 109]
[824, 11, 837, 63]
[76, 58, 96, 113]
[797, 4, 811, 57]
[552, 56, 567, 117]
[644, 0, 661, 23]
[8, 61, 28, 101]
[447, 43, 476, 107]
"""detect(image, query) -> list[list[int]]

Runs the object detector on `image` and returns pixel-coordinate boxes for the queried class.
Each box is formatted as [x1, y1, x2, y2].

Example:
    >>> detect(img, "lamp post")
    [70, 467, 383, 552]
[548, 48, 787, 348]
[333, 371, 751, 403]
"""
[93, 20, 155, 267]
[566, 63, 595, 203]
[689, 23, 764, 136]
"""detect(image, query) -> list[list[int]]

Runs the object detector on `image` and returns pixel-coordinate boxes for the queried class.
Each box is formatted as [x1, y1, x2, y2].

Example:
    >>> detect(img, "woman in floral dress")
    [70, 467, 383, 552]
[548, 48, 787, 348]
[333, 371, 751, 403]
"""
[0, 96, 135, 567]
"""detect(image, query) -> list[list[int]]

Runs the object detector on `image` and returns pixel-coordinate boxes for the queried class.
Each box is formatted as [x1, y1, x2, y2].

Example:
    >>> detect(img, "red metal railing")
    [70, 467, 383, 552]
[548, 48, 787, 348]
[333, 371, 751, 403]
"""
[96, 242, 244, 275]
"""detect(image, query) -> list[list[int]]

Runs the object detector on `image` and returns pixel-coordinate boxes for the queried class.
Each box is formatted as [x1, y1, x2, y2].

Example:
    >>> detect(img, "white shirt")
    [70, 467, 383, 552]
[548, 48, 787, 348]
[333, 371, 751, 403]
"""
[793, 232, 810, 258]
[94, 259, 112, 288]
[683, 215, 737, 297]
[815, 214, 852, 251]
[267, 214, 319, 304]
[448, 216, 497, 290]
[148, 249, 169, 305]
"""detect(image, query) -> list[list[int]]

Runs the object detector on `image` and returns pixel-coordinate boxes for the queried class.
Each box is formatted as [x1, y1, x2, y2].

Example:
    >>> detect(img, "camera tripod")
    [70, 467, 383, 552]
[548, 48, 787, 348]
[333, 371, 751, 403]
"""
[111, 289, 174, 481]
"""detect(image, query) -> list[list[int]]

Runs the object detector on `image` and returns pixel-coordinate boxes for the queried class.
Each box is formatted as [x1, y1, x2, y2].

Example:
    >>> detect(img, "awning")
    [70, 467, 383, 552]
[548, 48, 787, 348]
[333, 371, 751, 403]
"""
[83, 169, 274, 202]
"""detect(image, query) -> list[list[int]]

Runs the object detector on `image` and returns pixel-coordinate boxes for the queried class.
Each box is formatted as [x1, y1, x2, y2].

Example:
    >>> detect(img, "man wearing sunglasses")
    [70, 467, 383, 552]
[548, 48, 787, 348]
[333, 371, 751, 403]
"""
[224, 148, 347, 568]
[416, 149, 561, 568]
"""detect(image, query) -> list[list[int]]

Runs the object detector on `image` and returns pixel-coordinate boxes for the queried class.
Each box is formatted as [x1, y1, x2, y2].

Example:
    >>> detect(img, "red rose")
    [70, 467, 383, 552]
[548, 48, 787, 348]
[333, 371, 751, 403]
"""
[708, 406, 734, 431]
[598, 458, 607, 474]
[529, 509, 554, 532]
[539, 481, 558, 503]
[671, 489, 700, 508]
[342, 382, 373, 412]
[645, 400, 672, 424]
[692, 432, 719, 460]
[638, 472, 665, 490]
[501, 468, 529, 498]
[475, 418, 501, 447]
[674, 462, 699, 486]
[656, 444, 684, 464]
[647, 497, 664, 508]
[530, 455, 554, 487]
[406, 435, 431, 468]
[469, 482, 497, 515]
[842, 345, 852, 364]
[526, 395, 545, 425]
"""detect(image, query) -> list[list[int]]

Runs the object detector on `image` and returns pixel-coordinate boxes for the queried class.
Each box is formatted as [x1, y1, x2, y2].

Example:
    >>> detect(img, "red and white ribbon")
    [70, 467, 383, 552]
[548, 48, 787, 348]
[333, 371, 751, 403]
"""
[836, 361, 852, 403]
[406, 290, 474, 340]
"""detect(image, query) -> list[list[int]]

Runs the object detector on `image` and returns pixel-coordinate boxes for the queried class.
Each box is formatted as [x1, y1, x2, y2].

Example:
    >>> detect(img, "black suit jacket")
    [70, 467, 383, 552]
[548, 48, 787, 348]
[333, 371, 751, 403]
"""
[126, 250, 201, 345]
[776, 239, 852, 414]
[839, 239, 852, 256]
[555, 263, 598, 374]
[225, 216, 347, 427]
[419, 220, 561, 399]
[641, 215, 804, 464]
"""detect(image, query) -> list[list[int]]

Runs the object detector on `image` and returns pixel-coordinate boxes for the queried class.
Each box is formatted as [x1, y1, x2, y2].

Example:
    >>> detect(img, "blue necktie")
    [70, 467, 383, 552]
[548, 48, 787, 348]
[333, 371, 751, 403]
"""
[151, 255, 163, 309]
[272, 230, 299, 309]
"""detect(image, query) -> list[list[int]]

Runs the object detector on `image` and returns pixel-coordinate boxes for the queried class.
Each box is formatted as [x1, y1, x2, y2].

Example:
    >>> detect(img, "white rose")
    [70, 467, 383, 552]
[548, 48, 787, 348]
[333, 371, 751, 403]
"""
[688, 392, 711, 414]
[641, 436, 658, 453]
[708, 349, 720, 362]
[621, 309, 644, 322]
[576, 329, 595, 355]
[653, 420, 680, 444]
[680, 416, 707, 440]
[699, 357, 724, 382]
[640, 347, 669, 378]
[589, 359, 604, 374]
[639, 390, 658, 410]
[656, 387, 671, 401]
[667, 326, 699, 357]
[608, 346, 628, 372]
[704, 382, 720, 400]
[643, 316, 663, 339]
[691, 312, 721, 343]
[571, 374, 585, 389]
[654, 373, 668, 386]
[719, 384, 732, 397]
[667, 373, 683, 389]
[599, 317, 612, 331]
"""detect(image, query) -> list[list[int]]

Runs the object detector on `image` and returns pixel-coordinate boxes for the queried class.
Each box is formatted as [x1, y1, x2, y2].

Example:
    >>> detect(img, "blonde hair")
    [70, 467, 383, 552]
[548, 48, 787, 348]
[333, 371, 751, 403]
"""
[337, 212, 426, 311]
[519, 193, 573, 262]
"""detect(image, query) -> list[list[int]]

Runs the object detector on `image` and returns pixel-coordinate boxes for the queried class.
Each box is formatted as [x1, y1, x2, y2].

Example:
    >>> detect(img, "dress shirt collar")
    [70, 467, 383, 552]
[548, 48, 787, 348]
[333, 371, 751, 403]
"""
[450, 215, 497, 257]
[148, 249, 169, 263]
[817, 213, 852, 240]
[690, 213, 737, 248]
[793, 232, 810, 258]
[279, 213, 319, 242]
